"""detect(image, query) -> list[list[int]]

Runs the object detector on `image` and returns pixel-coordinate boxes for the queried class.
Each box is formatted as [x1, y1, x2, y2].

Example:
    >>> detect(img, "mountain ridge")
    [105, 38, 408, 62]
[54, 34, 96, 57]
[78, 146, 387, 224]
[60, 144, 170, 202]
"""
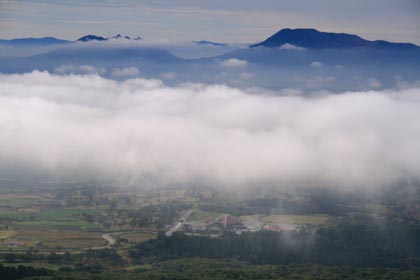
[0, 34, 143, 46]
[77, 34, 142, 42]
[2, 29, 418, 50]
[250, 28, 419, 50]
[0, 37, 71, 46]
[76, 35, 107, 42]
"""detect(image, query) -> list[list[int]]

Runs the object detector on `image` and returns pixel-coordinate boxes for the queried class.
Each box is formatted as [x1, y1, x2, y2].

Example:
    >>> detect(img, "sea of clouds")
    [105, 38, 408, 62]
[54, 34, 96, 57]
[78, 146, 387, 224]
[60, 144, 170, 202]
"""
[0, 71, 419, 189]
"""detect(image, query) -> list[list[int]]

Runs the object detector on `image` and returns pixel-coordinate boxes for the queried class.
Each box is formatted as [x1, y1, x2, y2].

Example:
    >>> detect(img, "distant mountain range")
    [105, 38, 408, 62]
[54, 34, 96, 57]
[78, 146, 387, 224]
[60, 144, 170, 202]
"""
[1, 29, 418, 50]
[1, 28, 419, 92]
[0, 34, 142, 46]
[250, 28, 419, 50]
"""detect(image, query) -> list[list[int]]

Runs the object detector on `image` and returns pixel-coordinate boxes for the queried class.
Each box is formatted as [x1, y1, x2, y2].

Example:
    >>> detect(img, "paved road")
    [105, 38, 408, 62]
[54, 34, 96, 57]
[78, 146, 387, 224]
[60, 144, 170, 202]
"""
[165, 208, 198, 236]
[95, 233, 116, 249]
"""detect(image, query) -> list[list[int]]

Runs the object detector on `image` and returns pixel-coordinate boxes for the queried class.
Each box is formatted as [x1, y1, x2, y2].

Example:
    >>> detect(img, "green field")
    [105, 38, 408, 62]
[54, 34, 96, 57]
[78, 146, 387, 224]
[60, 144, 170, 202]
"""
[0, 194, 50, 207]
[20, 209, 97, 229]
[0, 210, 33, 219]
[261, 214, 330, 225]
[119, 232, 157, 243]
[0, 226, 106, 251]
[0, 209, 98, 229]
[189, 210, 223, 222]
[0, 208, 102, 251]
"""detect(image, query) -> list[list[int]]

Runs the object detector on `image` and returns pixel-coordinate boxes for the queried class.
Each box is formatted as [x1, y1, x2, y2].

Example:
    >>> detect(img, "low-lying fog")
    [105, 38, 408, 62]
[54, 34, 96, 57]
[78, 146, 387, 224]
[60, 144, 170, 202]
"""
[0, 71, 419, 189]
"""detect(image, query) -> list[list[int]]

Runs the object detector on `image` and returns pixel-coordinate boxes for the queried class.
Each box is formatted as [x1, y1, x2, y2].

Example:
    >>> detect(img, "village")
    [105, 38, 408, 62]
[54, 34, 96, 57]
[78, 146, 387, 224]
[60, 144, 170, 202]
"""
[166, 211, 302, 237]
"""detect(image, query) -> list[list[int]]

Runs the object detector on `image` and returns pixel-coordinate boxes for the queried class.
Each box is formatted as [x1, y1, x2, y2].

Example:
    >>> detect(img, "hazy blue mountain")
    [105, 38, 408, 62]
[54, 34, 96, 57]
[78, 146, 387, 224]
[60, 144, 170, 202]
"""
[0, 37, 70, 46]
[0, 34, 142, 47]
[0, 44, 185, 75]
[250, 28, 419, 50]
[193, 40, 228, 47]
[221, 28, 420, 68]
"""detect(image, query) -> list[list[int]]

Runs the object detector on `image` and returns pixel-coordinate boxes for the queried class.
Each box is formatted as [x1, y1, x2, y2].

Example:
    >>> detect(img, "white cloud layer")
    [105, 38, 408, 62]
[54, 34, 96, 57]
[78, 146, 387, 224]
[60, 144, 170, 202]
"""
[310, 61, 323, 68]
[279, 44, 306, 51]
[220, 58, 248, 68]
[54, 64, 107, 75]
[1, 71, 420, 189]
[111, 67, 141, 78]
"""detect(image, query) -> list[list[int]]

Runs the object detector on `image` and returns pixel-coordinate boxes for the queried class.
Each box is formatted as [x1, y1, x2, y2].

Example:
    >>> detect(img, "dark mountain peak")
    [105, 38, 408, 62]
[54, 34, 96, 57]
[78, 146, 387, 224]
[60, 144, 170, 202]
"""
[250, 28, 419, 50]
[76, 35, 107, 42]
[193, 40, 228, 47]
[111, 34, 129, 40]
[110, 34, 142, 40]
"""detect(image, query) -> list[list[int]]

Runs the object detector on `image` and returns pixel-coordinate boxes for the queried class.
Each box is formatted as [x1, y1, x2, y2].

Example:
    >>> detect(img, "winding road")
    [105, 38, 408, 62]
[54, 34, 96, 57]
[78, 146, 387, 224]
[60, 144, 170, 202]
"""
[99, 233, 116, 248]
[165, 208, 198, 236]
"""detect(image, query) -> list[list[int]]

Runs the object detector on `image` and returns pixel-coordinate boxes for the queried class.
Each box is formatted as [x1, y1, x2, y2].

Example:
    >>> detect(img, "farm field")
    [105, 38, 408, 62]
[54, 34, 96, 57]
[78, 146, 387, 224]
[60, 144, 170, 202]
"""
[0, 187, 207, 253]
[3, 227, 105, 250]
[119, 232, 157, 243]
[189, 210, 222, 222]
[0, 194, 51, 208]
[261, 214, 330, 225]
[20, 209, 98, 229]
[0, 206, 105, 251]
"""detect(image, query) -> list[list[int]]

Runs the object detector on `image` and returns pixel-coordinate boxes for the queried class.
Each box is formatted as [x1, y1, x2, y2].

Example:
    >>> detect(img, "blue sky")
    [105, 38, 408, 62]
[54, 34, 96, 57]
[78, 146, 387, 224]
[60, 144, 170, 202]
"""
[0, 0, 419, 44]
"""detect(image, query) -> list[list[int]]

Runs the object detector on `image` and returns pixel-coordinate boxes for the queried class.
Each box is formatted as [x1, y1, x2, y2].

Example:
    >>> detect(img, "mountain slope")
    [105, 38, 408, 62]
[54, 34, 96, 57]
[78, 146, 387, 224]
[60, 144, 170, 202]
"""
[250, 28, 419, 50]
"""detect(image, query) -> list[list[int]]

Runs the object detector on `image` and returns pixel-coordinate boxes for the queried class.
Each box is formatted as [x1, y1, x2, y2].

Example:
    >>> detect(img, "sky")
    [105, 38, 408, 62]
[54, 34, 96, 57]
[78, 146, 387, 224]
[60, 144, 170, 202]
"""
[0, 0, 419, 44]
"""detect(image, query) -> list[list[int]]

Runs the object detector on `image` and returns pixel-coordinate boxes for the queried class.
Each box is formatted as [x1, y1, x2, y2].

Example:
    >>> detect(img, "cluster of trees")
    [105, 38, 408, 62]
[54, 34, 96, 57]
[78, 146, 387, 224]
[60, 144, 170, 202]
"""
[0, 264, 50, 280]
[3, 259, 420, 280]
[80, 199, 191, 229]
[53, 185, 113, 208]
[0, 248, 124, 268]
[130, 220, 420, 267]
[200, 195, 347, 217]
[127, 201, 191, 228]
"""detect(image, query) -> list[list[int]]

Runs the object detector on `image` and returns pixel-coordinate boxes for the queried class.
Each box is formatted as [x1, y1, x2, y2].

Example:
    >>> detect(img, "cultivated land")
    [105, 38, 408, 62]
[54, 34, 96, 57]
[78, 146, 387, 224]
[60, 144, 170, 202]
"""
[261, 214, 330, 225]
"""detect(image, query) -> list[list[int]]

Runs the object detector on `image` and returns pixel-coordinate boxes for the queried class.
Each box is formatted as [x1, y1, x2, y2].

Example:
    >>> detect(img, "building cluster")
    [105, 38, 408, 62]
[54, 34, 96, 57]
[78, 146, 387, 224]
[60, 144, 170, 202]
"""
[168, 213, 299, 237]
